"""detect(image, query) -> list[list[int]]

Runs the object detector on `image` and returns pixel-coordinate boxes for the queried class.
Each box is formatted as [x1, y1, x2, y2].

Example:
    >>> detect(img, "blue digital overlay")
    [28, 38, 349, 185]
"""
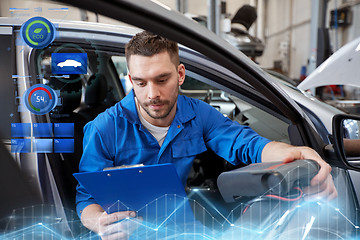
[33, 123, 53, 137]
[33, 139, 53, 153]
[51, 53, 87, 74]
[11, 123, 31, 137]
[1, 191, 360, 239]
[11, 139, 31, 153]
[54, 123, 74, 137]
[20, 16, 56, 49]
[54, 139, 74, 153]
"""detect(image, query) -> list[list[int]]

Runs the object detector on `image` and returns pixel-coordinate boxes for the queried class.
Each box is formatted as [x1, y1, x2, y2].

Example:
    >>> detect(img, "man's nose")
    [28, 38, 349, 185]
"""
[148, 82, 160, 99]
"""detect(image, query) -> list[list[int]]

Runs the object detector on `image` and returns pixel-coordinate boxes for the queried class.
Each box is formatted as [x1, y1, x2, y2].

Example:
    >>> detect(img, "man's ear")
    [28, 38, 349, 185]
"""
[178, 64, 185, 86]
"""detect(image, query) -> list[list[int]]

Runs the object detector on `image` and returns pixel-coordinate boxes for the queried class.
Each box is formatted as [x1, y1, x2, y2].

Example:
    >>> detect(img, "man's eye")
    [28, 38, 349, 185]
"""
[137, 82, 145, 87]
[158, 79, 167, 83]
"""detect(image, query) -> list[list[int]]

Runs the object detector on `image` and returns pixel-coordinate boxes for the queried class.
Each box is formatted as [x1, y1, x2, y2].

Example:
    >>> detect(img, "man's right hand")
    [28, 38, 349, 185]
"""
[80, 204, 142, 240]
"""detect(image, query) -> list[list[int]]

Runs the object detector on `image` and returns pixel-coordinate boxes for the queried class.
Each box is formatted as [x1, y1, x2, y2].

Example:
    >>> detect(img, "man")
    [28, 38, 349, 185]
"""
[76, 31, 337, 239]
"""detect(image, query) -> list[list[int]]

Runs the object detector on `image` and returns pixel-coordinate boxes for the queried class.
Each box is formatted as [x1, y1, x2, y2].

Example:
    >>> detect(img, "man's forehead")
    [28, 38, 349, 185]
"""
[128, 52, 177, 73]
[128, 51, 171, 62]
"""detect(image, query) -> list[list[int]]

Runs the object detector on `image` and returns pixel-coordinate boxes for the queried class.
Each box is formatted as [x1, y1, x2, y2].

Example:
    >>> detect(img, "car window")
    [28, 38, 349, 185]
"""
[180, 71, 291, 144]
[9, 40, 128, 215]
[31, 42, 125, 119]
[111, 55, 132, 95]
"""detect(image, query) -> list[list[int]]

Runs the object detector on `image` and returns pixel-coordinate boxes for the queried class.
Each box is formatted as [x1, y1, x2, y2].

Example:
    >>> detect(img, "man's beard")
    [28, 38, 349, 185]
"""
[136, 90, 178, 120]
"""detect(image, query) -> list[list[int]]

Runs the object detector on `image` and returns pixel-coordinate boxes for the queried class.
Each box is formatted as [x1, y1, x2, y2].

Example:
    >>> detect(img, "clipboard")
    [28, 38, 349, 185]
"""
[73, 163, 195, 226]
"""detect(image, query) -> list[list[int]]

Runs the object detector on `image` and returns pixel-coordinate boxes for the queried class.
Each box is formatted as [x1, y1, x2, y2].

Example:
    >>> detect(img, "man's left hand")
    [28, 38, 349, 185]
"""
[262, 142, 338, 201]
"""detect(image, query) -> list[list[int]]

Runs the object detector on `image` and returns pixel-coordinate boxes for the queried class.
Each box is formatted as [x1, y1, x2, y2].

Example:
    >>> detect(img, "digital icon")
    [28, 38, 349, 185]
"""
[11, 139, 31, 153]
[51, 53, 87, 74]
[23, 84, 58, 115]
[54, 139, 74, 153]
[54, 123, 74, 137]
[11, 123, 31, 137]
[57, 59, 82, 68]
[33, 123, 53, 137]
[20, 16, 56, 49]
[33, 139, 53, 153]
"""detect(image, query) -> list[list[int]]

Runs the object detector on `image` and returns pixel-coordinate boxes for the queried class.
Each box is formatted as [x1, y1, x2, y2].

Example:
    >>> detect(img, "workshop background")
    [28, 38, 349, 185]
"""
[1, 0, 359, 80]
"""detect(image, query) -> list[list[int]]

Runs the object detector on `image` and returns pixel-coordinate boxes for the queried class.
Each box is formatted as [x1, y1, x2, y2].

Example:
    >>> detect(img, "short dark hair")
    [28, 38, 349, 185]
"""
[125, 31, 179, 69]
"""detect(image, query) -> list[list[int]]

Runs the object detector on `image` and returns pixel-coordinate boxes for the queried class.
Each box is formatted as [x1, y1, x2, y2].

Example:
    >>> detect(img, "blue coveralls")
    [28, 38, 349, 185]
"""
[76, 90, 271, 216]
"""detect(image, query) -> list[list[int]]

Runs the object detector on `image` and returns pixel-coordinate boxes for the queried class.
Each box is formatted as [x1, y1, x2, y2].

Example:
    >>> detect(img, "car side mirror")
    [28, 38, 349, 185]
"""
[333, 114, 360, 169]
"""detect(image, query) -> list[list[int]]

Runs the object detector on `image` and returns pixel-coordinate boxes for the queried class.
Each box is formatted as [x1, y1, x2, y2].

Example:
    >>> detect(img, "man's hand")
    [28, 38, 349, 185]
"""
[80, 204, 142, 240]
[262, 142, 337, 201]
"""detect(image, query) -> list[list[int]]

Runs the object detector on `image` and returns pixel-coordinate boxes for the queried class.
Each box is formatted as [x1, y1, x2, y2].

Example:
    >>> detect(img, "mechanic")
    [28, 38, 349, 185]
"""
[76, 31, 337, 239]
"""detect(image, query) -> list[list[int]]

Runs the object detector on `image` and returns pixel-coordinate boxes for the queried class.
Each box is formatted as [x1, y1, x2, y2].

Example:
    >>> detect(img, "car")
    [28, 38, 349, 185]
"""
[298, 36, 360, 115]
[0, 1, 359, 239]
[265, 70, 344, 138]
[185, 4, 265, 58]
[57, 59, 82, 68]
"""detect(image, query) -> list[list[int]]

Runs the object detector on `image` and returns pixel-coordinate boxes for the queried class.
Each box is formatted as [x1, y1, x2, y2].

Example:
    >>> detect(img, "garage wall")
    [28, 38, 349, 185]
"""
[257, 0, 311, 79]
[186, 0, 251, 16]
[169, 0, 313, 79]
[327, 0, 360, 52]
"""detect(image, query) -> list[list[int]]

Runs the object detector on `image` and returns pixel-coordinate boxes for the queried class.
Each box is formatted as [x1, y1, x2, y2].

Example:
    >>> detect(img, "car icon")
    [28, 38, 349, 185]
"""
[57, 59, 82, 68]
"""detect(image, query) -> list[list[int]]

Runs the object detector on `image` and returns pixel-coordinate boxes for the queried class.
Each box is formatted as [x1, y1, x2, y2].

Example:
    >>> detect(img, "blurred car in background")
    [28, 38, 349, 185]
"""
[186, 4, 264, 58]
[298, 36, 360, 115]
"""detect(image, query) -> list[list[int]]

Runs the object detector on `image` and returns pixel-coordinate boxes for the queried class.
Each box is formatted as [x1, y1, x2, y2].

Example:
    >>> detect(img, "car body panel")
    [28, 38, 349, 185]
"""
[268, 71, 344, 135]
[298, 36, 360, 90]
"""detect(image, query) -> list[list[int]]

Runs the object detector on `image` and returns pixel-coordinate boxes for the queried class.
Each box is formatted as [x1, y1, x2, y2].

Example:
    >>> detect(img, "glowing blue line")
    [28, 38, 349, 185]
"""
[155, 197, 189, 230]
[194, 190, 233, 226]
[335, 208, 358, 228]
[3, 222, 65, 239]
[50, 75, 70, 78]
[125, 215, 160, 231]
[301, 216, 316, 240]
[13, 8, 30, 10]
[1, 222, 43, 236]
[48, 8, 69, 11]
[277, 210, 290, 226]
[36, 223, 69, 239]
[307, 201, 358, 229]
[12, 75, 31, 78]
